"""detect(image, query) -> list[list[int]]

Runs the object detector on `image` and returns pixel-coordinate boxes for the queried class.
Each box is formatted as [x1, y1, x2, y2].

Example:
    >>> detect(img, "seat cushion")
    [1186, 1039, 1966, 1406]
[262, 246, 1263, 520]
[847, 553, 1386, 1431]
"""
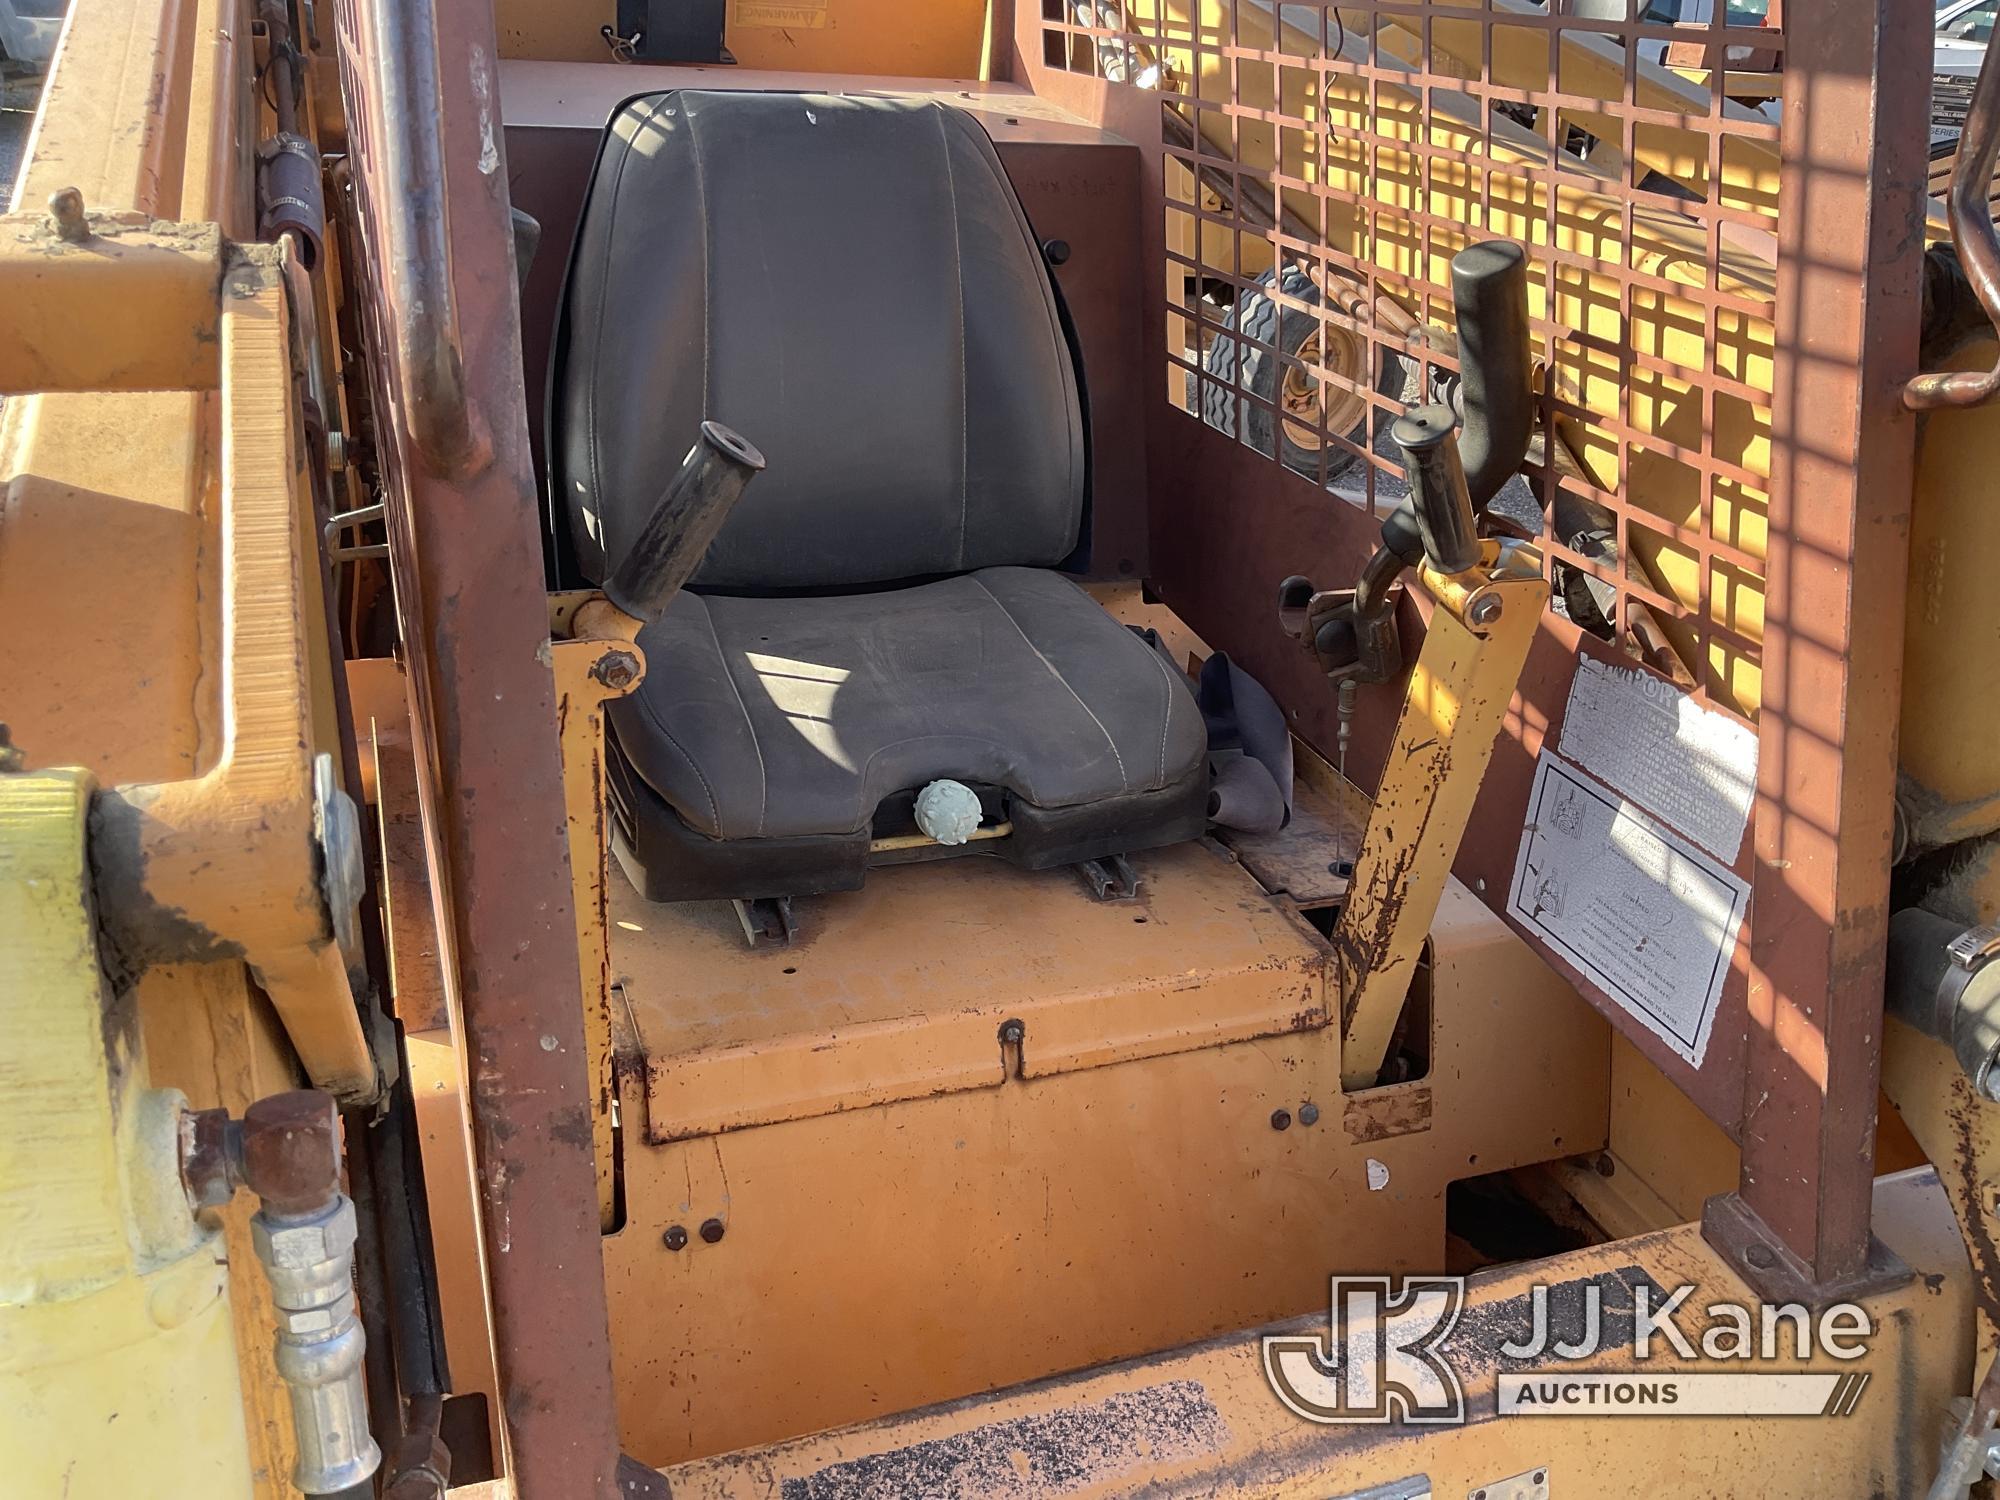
[609, 568, 1205, 842]
[551, 90, 1084, 591]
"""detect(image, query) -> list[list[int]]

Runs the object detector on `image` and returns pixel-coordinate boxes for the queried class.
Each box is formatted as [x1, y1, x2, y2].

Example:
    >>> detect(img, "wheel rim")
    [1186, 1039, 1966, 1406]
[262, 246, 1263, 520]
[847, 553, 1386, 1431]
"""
[1279, 319, 1371, 457]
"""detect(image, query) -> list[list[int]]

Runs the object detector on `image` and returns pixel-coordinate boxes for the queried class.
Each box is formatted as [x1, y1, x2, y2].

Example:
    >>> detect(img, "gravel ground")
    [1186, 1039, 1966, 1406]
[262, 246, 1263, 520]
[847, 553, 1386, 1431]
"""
[0, 70, 43, 432]
[0, 72, 38, 211]
[1, 68, 43, 426]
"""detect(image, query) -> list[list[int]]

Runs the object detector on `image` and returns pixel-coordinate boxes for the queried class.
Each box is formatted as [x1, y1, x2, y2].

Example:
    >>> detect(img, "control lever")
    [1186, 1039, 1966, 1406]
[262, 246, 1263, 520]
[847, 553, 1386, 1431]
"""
[575, 420, 766, 642]
[1370, 241, 1532, 562]
[1390, 406, 1480, 576]
[1279, 239, 1531, 684]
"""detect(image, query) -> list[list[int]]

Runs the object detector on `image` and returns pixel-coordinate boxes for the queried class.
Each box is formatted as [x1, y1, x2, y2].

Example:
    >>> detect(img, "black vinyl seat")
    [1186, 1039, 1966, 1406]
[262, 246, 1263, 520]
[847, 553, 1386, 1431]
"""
[550, 90, 1207, 902]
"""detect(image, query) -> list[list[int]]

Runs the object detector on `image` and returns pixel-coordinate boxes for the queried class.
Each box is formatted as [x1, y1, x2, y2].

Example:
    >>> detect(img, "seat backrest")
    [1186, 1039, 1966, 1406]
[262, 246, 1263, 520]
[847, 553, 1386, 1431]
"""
[552, 90, 1086, 592]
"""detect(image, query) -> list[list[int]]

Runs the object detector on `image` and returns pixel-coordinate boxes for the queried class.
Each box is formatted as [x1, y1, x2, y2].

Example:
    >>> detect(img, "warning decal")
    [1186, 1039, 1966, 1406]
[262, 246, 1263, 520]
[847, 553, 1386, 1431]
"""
[1556, 655, 1757, 861]
[1508, 754, 1748, 1069]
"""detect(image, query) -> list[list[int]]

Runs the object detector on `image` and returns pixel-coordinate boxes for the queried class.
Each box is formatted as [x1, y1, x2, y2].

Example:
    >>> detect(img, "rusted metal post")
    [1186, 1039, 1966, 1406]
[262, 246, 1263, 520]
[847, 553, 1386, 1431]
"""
[330, 0, 643, 1490]
[1703, 0, 1928, 1298]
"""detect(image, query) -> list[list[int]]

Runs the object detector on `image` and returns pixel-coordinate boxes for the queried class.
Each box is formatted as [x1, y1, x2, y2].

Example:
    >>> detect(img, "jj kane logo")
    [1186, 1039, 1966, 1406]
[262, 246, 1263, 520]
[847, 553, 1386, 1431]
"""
[1263, 1275, 1875, 1425]
[1264, 1276, 1468, 1424]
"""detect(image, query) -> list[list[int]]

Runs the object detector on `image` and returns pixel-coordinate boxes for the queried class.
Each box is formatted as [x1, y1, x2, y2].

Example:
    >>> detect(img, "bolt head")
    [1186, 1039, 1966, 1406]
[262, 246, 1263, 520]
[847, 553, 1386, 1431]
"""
[1297, 1102, 1320, 1127]
[593, 650, 642, 692]
[699, 1217, 726, 1244]
[662, 1225, 688, 1251]
[1270, 1108, 1292, 1131]
[998, 1018, 1026, 1045]
[47, 185, 88, 241]
[1467, 592, 1504, 627]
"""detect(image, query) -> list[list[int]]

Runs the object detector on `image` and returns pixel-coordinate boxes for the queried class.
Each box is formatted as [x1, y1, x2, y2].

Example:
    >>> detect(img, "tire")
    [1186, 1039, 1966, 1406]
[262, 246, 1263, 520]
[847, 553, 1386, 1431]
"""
[1199, 266, 1406, 485]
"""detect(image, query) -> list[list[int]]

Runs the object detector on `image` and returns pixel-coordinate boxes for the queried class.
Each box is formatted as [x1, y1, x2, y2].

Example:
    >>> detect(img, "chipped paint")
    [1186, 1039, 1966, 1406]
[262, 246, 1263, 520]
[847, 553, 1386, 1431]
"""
[469, 46, 500, 176]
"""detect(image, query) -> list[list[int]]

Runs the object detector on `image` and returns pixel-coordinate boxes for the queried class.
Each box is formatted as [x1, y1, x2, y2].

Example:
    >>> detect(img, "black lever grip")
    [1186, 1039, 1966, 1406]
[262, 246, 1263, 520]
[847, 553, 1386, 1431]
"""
[1390, 405, 1481, 576]
[1369, 238, 1531, 571]
[603, 421, 767, 625]
[1450, 240, 1532, 511]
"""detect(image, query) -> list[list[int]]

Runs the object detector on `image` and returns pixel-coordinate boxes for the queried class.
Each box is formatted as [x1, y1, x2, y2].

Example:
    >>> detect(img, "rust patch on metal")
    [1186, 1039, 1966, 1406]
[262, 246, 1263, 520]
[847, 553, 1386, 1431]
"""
[1333, 740, 1447, 1029]
[1343, 1081, 1432, 1143]
[1949, 1092, 2000, 1337]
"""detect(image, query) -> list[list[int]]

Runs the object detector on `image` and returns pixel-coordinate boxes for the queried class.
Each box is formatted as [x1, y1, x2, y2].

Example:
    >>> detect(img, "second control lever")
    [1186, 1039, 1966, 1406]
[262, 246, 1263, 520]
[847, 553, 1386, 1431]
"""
[1279, 239, 1531, 684]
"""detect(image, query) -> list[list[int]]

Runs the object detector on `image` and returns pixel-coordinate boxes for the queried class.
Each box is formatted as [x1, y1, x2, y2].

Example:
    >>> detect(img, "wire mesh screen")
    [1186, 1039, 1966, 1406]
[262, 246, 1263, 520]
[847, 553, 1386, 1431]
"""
[1042, 0, 1784, 721]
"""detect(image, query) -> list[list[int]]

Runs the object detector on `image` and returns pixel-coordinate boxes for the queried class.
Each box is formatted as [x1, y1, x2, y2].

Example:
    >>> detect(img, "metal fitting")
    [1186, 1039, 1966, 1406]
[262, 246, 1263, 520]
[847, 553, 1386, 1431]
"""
[228, 1089, 382, 1495]
[252, 1196, 381, 1494]
[251, 1195, 358, 1275]
[381, 1391, 452, 1500]
[256, 132, 327, 270]
[1467, 592, 1505, 628]
[241, 1089, 343, 1215]
[1888, 909, 2000, 1101]
[47, 185, 89, 242]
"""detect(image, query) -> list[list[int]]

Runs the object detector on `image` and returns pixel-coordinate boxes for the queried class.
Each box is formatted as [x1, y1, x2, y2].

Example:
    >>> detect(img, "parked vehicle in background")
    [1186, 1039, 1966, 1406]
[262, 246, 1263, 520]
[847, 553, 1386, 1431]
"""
[1633, 0, 1775, 68]
[1560, 0, 1778, 107]
[1937, 0, 1994, 131]
[0, 0, 63, 66]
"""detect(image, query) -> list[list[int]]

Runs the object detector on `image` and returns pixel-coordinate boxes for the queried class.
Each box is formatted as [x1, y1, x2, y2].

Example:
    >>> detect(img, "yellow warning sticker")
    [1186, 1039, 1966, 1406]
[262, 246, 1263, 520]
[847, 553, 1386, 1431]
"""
[732, 0, 829, 26]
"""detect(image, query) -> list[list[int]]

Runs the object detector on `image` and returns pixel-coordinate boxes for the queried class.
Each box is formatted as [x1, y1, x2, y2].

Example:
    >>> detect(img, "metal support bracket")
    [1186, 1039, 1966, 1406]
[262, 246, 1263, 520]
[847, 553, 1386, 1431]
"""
[1333, 539, 1547, 1090]
[549, 621, 647, 1231]
[733, 895, 799, 947]
[87, 247, 378, 1105]
[1075, 852, 1142, 902]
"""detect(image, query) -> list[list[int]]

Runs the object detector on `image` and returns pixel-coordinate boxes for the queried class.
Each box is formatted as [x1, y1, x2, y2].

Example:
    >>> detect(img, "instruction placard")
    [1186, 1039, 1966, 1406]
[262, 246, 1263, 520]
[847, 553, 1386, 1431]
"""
[1508, 754, 1748, 1069]
[1557, 656, 1757, 861]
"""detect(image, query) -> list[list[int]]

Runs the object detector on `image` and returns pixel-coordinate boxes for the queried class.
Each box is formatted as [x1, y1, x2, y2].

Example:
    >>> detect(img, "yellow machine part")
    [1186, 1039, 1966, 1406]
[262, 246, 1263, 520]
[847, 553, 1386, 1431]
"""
[0, 769, 255, 1500]
[1900, 334, 2000, 862]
